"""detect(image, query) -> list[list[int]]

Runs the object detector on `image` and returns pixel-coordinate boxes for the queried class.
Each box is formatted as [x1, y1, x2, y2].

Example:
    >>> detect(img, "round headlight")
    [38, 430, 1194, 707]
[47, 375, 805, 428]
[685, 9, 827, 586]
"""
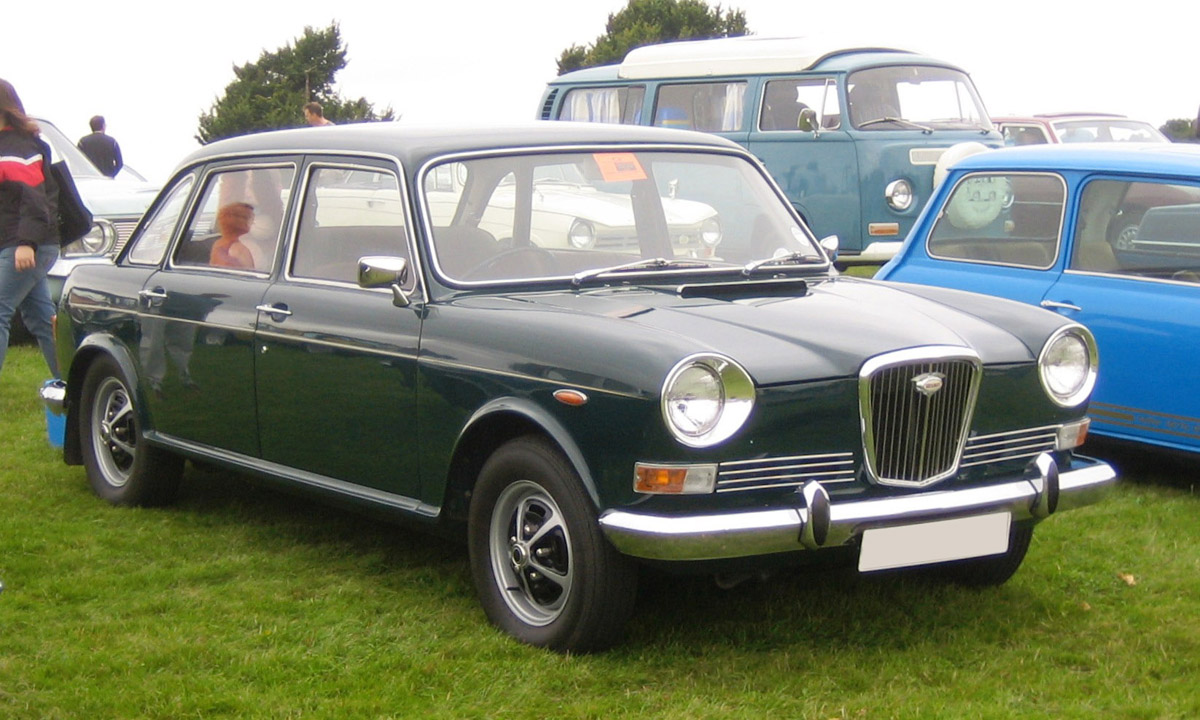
[885, 179, 914, 211]
[700, 217, 722, 248]
[567, 219, 595, 249]
[662, 354, 755, 447]
[62, 222, 113, 257]
[1039, 325, 1098, 407]
[80, 226, 108, 254]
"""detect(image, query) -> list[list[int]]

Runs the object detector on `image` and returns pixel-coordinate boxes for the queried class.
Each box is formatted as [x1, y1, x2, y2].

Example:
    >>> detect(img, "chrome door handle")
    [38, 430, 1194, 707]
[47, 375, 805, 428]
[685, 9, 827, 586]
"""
[1040, 299, 1082, 312]
[138, 288, 168, 300]
[255, 304, 293, 317]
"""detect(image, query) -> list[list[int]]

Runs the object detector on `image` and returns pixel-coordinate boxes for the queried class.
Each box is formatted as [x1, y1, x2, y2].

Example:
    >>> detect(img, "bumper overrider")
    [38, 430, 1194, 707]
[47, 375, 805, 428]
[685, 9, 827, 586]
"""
[599, 453, 1116, 561]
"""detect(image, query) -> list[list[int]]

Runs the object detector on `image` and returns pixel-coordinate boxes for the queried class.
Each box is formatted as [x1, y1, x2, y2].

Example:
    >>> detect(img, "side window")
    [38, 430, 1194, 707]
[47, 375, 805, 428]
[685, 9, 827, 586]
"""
[126, 175, 195, 265]
[559, 86, 644, 124]
[1001, 125, 1049, 146]
[760, 78, 840, 131]
[927, 172, 1064, 268]
[1072, 179, 1200, 281]
[173, 166, 295, 272]
[291, 165, 409, 285]
[654, 82, 747, 132]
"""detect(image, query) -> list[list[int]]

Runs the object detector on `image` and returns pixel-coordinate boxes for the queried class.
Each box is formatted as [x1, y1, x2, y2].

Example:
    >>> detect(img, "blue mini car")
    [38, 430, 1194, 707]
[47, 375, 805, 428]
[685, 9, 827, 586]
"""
[878, 143, 1200, 456]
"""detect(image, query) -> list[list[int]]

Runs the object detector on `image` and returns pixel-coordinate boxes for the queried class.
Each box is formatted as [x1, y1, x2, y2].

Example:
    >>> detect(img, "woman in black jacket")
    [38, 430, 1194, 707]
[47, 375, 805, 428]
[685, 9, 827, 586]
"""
[0, 78, 60, 381]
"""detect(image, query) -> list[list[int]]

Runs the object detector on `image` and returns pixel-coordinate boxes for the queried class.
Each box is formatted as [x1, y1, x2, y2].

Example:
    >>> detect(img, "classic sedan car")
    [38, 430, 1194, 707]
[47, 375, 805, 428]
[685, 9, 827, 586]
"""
[50, 122, 1115, 651]
[878, 143, 1200, 456]
[35, 116, 159, 292]
[994, 113, 1168, 146]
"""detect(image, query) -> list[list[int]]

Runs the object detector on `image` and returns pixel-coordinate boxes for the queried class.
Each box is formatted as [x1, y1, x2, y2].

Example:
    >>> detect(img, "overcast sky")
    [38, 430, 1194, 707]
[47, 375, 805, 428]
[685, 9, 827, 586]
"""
[6, 0, 1196, 183]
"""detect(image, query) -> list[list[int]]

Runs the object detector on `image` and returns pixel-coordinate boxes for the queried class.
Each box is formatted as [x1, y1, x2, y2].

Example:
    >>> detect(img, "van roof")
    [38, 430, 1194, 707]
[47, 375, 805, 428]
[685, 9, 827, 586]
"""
[615, 36, 916, 80]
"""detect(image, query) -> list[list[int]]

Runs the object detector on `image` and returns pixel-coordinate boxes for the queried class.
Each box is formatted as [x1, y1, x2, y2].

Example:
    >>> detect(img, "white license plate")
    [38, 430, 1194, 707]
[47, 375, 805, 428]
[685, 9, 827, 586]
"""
[858, 512, 1012, 572]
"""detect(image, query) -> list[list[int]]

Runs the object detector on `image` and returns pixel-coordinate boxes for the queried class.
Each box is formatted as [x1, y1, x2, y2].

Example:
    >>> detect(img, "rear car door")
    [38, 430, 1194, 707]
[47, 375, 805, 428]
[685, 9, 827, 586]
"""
[138, 161, 297, 456]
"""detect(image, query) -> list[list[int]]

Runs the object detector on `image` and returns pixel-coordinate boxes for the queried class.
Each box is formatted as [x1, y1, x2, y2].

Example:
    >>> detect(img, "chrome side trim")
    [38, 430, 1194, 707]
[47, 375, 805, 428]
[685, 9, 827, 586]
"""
[144, 432, 440, 518]
[599, 454, 1116, 561]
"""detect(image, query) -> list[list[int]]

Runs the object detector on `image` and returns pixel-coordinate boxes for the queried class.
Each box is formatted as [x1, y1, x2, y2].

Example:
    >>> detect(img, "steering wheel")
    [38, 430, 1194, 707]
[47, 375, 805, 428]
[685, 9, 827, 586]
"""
[463, 246, 556, 280]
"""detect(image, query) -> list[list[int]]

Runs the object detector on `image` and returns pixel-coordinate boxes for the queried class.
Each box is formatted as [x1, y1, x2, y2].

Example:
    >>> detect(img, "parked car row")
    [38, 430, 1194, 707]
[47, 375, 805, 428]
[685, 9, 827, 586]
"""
[46, 122, 1115, 651]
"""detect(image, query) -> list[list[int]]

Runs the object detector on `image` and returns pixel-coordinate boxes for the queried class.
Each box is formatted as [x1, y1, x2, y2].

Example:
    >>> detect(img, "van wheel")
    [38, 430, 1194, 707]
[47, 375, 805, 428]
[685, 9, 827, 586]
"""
[468, 437, 637, 652]
[80, 356, 183, 506]
[938, 522, 1034, 586]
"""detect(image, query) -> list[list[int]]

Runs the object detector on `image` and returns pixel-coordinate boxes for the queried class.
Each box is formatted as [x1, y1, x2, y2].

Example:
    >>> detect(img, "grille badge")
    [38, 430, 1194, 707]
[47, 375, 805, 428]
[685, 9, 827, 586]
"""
[912, 372, 946, 397]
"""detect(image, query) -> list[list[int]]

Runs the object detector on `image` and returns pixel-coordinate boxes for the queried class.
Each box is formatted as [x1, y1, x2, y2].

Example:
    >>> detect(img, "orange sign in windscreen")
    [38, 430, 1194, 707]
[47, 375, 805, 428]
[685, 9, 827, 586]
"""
[593, 153, 647, 182]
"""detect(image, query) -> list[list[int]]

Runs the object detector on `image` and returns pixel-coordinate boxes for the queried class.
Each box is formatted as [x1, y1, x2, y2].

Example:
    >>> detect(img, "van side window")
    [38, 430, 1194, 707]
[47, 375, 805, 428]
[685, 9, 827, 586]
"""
[559, 86, 644, 124]
[654, 82, 746, 132]
[760, 79, 841, 131]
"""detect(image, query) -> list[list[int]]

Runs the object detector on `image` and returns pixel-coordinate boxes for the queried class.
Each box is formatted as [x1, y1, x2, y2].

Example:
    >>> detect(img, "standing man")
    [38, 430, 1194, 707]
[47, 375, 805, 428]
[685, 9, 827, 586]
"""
[303, 102, 335, 127]
[77, 115, 123, 178]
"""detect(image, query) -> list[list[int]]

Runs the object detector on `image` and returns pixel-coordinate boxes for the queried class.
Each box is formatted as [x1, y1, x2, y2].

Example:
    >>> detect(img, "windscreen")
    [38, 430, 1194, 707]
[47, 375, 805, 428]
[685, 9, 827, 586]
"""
[423, 149, 820, 283]
[847, 66, 991, 131]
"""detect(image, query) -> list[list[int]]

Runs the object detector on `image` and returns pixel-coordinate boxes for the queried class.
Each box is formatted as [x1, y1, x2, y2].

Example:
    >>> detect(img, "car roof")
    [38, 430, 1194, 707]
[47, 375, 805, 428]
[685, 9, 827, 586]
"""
[178, 122, 744, 172]
[549, 36, 955, 84]
[994, 113, 1129, 122]
[952, 143, 1200, 175]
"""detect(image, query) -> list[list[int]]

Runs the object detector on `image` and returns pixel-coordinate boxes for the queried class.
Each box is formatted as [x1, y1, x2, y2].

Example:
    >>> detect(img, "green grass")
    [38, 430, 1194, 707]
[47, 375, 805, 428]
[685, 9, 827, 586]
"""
[2, 345, 1197, 719]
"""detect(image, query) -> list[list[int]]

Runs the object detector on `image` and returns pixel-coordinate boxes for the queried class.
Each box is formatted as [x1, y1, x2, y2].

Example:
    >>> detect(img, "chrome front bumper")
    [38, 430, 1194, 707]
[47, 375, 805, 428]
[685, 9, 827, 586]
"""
[599, 453, 1116, 561]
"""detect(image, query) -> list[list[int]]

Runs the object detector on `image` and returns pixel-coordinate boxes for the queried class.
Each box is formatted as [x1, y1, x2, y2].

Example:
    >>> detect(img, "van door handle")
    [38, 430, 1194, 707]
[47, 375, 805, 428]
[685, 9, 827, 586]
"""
[1040, 299, 1082, 312]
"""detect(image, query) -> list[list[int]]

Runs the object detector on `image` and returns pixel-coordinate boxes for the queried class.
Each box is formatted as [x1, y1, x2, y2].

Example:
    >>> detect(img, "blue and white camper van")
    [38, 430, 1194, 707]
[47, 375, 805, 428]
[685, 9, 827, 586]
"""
[540, 36, 1002, 262]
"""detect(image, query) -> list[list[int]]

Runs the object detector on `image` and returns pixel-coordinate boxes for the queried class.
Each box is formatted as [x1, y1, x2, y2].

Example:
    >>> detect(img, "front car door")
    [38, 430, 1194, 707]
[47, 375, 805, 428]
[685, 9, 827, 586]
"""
[254, 158, 426, 506]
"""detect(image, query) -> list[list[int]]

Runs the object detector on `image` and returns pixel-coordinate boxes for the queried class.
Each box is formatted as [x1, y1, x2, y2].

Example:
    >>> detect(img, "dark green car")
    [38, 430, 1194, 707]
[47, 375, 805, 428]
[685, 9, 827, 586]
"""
[49, 122, 1115, 652]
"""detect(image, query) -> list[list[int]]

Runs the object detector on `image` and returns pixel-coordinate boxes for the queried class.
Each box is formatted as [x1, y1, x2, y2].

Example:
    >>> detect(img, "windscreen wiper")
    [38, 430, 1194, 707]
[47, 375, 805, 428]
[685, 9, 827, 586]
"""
[742, 251, 826, 275]
[571, 257, 713, 287]
[858, 117, 933, 134]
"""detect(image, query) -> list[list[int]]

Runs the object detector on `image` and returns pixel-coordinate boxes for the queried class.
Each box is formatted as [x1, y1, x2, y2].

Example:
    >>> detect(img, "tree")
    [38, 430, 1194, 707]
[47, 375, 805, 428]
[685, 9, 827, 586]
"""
[1159, 118, 1197, 143]
[196, 23, 393, 144]
[557, 0, 749, 75]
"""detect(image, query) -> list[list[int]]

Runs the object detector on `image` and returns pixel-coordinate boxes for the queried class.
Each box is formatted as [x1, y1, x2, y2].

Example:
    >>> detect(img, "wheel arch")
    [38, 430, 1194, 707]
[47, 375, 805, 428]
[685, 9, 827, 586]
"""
[440, 397, 600, 530]
[63, 335, 146, 466]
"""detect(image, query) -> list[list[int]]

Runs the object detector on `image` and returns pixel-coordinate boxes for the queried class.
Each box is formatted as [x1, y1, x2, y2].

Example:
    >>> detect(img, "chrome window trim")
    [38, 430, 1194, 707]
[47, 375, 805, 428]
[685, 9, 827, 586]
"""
[122, 172, 198, 267]
[1063, 267, 1200, 287]
[164, 160, 300, 275]
[926, 170, 1066, 271]
[283, 158, 422, 297]
[415, 142, 826, 288]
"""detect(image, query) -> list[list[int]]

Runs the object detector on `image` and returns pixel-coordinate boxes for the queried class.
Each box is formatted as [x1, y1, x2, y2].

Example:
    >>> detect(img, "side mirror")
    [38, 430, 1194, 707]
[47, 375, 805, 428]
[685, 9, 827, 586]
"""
[819, 235, 839, 262]
[358, 256, 411, 307]
[798, 107, 820, 135]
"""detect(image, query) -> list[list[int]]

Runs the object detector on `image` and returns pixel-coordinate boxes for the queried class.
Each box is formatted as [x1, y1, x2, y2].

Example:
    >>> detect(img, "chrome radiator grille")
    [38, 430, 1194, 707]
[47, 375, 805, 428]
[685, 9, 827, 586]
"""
[111, 218, 141, 255]
[860, 348, 982, 488]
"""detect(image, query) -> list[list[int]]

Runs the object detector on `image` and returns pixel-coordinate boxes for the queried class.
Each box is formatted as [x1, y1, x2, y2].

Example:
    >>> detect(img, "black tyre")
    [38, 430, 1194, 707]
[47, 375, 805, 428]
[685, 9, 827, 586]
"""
[937, 521, 1034, 587]
[468, 436, 637, 652]
[80, 355, 183, 506]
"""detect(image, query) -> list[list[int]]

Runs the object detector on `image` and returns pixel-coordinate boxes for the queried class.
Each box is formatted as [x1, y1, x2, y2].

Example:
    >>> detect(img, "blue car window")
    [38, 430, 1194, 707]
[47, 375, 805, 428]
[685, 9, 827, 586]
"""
[1074, 178, 1200, 281]
[927, 172, 1064, 269]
